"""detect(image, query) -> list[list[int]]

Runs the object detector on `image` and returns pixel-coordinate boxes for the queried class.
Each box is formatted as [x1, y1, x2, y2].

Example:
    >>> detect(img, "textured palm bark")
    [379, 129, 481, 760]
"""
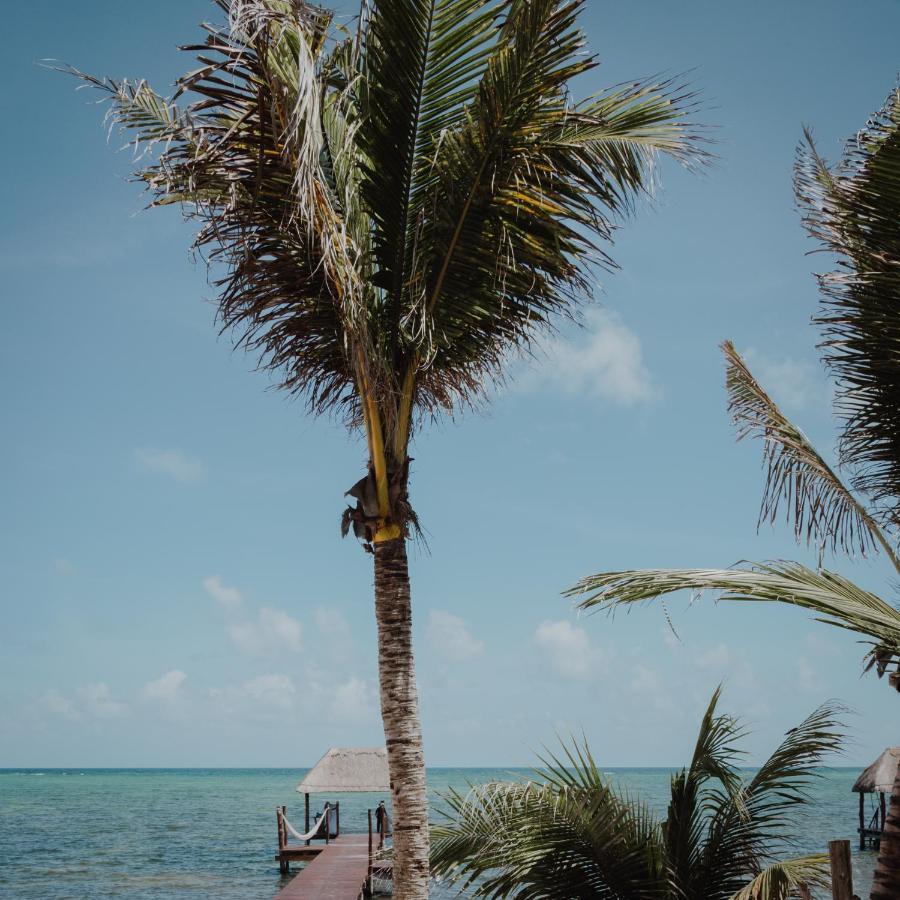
[373, 537, 429, 899]
[871, 762, 900, 899]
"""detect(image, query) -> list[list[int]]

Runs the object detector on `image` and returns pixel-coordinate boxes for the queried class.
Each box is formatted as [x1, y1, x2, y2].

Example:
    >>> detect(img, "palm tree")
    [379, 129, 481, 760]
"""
[65, 0, 704, 893]
[569, 86, 900, 900]
[431, 688, 843, 900]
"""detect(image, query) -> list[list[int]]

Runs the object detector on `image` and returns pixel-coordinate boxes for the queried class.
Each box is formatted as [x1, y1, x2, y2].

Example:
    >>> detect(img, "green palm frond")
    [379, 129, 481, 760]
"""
[356, 0, 500, 350]
[696, 703, 844, 898]
[796, 87, 900, 520]
[68, 0, 706, 536]
[723, 340, 899, 567]
[568, 560, 900, 678]
[432, 691, 844, 900]
[728, 855, 829, 900]
[415, 0, 706, 414]
[431, 776, 667, 899]
[664, 687, 744, 894]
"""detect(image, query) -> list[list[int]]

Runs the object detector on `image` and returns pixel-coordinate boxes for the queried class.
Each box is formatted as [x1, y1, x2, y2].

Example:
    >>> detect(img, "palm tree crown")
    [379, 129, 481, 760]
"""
[68, 0, 703, 540]
[431, 689, 844, 900]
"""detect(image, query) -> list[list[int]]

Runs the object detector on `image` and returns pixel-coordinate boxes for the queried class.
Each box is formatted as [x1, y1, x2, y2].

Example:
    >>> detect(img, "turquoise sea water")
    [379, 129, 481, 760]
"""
[0, 768, 877, 898]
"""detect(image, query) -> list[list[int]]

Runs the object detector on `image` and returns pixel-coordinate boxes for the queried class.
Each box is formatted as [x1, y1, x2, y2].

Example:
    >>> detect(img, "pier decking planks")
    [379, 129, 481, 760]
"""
[275, 834, 376, 900]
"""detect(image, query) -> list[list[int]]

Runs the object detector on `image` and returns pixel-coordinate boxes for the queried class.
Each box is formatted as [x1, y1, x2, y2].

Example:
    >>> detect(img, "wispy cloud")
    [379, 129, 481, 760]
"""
[427, 611, 484, 661]
[141, 670, 187, 703]
[76, 683, 129, 719]
[227, 607, 303, 656]
[240, 674, 297, 711]
[331, 677, 376, 722]
[315, 607, 351, 640]
[520, 308, 658, 406]
[203, 576, 243, 610]
[533, 619, 597, 680]
[41, 689, 80, 720]
[134, 448, 206, 484]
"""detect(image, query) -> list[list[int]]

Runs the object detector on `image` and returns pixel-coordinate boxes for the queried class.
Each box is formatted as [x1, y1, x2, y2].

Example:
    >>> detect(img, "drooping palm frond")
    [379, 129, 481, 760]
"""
[431, 691, 844, 900]
[796, 87, 900, 521]
[728, 856, 829, 900]
[723, 340, 900, 567]
[568, 560, 900, 680]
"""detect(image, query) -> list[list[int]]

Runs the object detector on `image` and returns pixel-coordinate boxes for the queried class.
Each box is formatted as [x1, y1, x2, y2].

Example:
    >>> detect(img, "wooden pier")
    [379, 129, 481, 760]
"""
[275, 833, 392, 900]
[275, 803, 392, 899]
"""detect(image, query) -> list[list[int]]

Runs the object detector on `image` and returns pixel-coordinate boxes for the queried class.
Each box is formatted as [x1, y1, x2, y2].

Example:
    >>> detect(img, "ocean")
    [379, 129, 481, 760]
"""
[0, 768, 877, 898]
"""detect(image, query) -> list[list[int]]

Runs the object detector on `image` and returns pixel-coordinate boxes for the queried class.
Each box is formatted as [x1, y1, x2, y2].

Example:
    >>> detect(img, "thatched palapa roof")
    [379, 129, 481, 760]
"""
[852, 747, 900, 793]
[296, 747, 390, 794]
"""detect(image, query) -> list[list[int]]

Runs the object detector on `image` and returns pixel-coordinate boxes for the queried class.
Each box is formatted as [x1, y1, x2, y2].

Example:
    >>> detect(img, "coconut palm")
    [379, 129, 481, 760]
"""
[569, 87, 900, 900]
[431, 687, 843, 900]
[64, 0, 704, 894]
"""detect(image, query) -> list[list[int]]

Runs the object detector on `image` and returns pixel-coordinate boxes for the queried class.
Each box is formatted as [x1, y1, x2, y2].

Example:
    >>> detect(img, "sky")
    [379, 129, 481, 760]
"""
[3, 0, 900, 769]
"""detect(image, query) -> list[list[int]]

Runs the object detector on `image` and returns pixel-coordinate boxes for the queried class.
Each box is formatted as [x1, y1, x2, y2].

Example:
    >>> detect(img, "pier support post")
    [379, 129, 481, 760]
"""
[829, 839, 854, 900]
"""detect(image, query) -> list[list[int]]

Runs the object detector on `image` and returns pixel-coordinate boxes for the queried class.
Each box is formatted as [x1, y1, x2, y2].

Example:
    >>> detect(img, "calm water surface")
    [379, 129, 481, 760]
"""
[0, 768, 877, 898]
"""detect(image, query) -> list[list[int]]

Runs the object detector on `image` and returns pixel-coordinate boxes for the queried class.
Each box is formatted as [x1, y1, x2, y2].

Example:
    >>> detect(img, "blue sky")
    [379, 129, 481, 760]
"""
[3, 0, 900, 768]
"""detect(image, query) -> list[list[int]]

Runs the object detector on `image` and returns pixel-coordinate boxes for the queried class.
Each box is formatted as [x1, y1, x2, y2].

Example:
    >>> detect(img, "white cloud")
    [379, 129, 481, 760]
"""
[696, 643, 730, 669]
[331, 677, 375, 721]
[629, 663, 662, 695]
[142, 670, 187, 703]
[76, 683, 129, 719]
[203, 576, 243, 610]
[523, 309, 657, 406]
[315, 607, 351, 640]
[427, 611, 485, 661]
[227, 607, 303, 655]
[135, 448, 206, 483]
[42, 690, 80, 720]
[742, 348, 827, 411]
[241, 674, 297, 710]
[534, 619, 594, 680]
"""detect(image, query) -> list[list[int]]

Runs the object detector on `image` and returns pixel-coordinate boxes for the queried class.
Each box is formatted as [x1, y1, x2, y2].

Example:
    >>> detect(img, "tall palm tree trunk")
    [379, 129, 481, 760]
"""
[871, 763, 900, 899]
[373, 536, 429, 899]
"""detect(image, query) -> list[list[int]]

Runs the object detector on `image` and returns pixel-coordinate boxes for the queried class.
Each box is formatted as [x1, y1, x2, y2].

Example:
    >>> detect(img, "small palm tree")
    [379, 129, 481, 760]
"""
[569, 87, 900, 900]
[431, 688, 843, 900]
[65, 1, 704, 893]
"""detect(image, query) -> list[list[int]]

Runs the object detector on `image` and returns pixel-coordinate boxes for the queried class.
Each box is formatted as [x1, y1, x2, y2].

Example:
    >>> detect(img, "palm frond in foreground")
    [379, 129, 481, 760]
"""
[431, 689, 843, 900]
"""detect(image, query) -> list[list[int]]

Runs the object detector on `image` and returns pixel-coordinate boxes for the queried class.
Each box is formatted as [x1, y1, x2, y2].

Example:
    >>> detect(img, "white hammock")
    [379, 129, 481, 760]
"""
[283, 806, 328, 843]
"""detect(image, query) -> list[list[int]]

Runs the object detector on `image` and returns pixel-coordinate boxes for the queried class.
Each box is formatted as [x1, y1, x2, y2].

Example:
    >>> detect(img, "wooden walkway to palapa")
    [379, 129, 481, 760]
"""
[275, 834, 391, 900]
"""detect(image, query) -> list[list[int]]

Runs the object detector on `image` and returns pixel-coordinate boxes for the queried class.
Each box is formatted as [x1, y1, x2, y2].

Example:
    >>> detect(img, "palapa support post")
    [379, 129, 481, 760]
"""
[859, 793, 866, 851]
[829, 839, 854, 900]
[304, 792, 310, 846]
[367, 808, 374, 898]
